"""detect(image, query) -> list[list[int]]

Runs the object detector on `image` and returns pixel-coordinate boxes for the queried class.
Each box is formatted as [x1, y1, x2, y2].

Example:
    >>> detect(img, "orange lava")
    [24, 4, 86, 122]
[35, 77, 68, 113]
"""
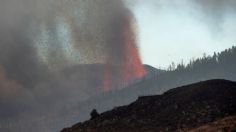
[102, 15, 146, 91]
[121, 17, 146, 82]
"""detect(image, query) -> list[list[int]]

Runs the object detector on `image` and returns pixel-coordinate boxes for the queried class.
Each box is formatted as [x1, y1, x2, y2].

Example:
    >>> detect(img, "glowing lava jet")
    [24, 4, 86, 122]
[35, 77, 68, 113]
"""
[103, 14, 146, 91]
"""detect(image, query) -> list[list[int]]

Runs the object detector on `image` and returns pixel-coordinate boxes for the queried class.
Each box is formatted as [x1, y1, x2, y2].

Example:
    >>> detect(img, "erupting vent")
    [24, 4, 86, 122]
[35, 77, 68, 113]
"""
[103, 16, 146, 91]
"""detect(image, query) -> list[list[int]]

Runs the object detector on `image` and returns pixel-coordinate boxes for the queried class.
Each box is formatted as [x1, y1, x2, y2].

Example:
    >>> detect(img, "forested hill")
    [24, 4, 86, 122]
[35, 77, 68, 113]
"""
[143, 46, 236, 94]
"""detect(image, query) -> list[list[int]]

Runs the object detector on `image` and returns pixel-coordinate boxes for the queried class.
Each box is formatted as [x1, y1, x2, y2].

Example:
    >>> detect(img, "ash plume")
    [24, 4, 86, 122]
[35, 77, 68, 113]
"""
[0, 0, 146, 131]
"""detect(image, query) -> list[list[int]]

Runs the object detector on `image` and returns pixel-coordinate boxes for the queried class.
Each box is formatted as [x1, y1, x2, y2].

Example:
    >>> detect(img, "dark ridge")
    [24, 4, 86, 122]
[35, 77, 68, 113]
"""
[61, 79, 236, 132]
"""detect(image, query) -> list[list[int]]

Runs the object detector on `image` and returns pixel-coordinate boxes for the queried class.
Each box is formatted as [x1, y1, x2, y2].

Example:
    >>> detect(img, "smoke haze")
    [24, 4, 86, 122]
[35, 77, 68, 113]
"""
[0, 0, 146, 130]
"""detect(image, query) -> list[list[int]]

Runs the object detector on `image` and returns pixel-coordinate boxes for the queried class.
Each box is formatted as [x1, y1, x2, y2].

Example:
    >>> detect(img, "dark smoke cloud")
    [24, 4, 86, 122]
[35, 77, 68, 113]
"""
[0, 0, 131, 98]
[0, 0, 144, 131]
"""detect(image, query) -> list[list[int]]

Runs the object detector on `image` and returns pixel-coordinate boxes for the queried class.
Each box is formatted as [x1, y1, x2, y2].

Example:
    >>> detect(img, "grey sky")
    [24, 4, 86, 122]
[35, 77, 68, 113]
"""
[131, 0, 236, 68]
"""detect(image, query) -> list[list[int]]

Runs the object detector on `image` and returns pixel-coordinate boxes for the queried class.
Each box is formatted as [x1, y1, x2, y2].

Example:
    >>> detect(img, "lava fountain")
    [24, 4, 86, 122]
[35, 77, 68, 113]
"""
[103, 13, 146, 91]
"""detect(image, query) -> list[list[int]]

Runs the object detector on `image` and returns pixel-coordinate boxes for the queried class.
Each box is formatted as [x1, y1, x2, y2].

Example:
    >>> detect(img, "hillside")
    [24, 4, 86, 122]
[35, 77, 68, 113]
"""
[61, 79, 236, 132]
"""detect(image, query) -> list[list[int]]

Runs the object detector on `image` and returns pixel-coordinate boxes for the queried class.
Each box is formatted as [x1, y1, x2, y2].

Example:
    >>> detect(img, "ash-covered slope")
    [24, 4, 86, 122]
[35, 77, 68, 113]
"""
[61, 79, 236, 132]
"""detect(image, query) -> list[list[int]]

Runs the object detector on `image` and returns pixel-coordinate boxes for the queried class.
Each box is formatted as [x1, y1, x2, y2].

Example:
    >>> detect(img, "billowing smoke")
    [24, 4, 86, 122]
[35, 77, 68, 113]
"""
[0, 0, 146, 130]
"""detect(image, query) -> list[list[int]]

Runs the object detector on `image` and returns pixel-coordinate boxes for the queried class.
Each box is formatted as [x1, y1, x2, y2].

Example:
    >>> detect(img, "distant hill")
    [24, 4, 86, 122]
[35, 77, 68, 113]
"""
[144, 64, 165, 77]
[144, 64, 164, 75]
[61, 79, 236, 132]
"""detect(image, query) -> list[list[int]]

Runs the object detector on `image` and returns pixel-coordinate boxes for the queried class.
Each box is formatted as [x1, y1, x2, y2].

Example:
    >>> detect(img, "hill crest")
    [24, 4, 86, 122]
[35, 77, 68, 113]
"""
[61, 79, 236, 132]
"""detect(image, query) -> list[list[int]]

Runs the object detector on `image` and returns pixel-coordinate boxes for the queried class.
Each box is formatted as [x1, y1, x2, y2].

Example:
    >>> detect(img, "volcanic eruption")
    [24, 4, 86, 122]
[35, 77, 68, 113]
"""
[103, 13, 146, 91]
[0, 1, 147, 130]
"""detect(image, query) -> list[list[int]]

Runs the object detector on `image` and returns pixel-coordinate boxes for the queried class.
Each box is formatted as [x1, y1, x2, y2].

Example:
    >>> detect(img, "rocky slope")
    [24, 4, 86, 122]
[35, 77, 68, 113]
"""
[186, 116, 236, 132]
[61, 79, 236, 132]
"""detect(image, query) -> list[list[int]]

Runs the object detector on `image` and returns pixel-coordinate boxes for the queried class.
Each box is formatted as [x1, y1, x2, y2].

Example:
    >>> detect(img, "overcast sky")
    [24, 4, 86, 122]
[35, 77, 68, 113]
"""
[130, 0, 236, 68]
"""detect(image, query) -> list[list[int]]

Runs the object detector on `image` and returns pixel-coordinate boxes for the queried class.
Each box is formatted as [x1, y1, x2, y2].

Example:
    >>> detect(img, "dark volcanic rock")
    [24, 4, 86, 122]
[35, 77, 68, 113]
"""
[61, 79, 236, 132]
